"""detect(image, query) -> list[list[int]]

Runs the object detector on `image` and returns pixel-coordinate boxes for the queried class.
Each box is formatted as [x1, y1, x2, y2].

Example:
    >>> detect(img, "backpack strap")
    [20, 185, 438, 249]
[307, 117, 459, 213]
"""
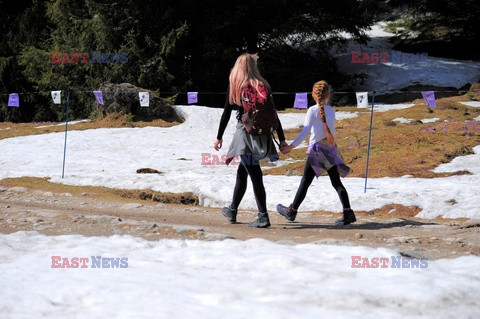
[271, 132, 280, 147]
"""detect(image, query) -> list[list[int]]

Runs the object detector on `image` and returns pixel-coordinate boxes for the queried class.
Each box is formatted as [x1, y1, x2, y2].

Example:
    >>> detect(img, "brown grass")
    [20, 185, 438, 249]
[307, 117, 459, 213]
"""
[117, 190, 198, 205]
[271, 93, 480, 178]
[0, 177, 197, 205]
[359, 204, 422, 218]
[0, 112, 180, 140]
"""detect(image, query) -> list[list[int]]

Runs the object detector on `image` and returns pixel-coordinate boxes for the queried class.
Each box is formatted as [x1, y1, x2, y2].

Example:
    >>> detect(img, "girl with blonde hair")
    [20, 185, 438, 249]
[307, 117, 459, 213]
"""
[214, 53, 288, 228]
[277, 80, 356, 225]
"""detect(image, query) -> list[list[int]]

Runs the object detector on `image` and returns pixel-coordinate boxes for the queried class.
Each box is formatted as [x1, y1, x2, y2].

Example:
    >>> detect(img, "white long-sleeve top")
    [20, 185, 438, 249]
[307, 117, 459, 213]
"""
[291, 104, 336, 148]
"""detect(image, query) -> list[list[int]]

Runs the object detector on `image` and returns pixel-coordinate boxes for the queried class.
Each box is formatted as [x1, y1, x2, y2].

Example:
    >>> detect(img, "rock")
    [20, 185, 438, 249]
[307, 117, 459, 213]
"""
[312, 238, 347, 245]
[445, 199, 457, 205]
[285, 170, 302, 176]
[121, 203, 143, 210]
[34, 190, 53, 197]
[136, 168, 163, 174]
[386, 236, 419, 244]
[89, 216, 118, 223]
[0, 186, 7, 192]
[96, 83, 175, 121]
[398, 250, 424, 259]
[156, 203, 167, 209]
[18, 211, 32, 216]
[204, 233, 234, 240]
[354, 233, 363, 239]
[184, 207, 200, 213]
[60, 193, 73, 197]
[8, 187, 27, 193]
[173, 225, 203, 234]
[421, 224, 447, 229]
[462, 219, 480, 229]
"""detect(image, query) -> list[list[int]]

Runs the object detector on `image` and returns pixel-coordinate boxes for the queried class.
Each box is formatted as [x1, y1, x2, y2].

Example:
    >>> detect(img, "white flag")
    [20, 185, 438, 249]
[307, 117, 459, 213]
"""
[51, 91, 61, 104]
[356, 92, 368, 108]
[139, 92, 149, 107]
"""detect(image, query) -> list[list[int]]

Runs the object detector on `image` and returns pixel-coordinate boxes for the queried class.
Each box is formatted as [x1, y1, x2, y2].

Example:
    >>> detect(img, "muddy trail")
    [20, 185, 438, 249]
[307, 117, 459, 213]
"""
[1, 185, 479, 260]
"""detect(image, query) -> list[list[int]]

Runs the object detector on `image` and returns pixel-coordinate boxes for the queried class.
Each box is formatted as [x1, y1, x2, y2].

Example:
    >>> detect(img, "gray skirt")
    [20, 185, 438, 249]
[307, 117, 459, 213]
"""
[226, 122, 279, 165]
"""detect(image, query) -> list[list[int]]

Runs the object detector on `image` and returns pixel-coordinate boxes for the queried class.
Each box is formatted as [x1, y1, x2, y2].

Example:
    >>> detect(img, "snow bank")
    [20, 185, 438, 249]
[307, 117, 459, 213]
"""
[1, 231, 479, 319]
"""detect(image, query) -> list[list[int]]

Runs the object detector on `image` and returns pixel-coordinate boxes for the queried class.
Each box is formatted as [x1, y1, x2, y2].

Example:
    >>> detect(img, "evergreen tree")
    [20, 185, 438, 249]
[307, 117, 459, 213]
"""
[2, 0, 380, 121]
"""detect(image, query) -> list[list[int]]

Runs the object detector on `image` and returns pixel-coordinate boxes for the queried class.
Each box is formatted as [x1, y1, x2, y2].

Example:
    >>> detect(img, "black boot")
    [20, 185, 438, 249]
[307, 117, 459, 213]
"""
[276, 204, 297, 222]
[335, 208, 356, 225]
[221, 205, 237, 224]
[248, 212, 271, 228]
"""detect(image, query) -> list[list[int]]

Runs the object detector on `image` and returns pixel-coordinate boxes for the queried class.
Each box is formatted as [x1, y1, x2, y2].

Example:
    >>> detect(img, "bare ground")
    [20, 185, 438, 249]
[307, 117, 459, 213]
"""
[1, 184, 479, 260]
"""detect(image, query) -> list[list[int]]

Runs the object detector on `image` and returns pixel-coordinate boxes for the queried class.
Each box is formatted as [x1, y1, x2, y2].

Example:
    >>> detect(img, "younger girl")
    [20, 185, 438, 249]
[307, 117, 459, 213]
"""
[277, 80, 356, 225]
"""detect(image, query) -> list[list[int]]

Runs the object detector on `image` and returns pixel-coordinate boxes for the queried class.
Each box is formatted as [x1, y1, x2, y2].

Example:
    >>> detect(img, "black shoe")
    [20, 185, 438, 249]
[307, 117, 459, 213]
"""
[221, 205, 237, 224]
[276, 204, 297, 222]
[248, 212, 271, 228]
[335, 208, 356, 225]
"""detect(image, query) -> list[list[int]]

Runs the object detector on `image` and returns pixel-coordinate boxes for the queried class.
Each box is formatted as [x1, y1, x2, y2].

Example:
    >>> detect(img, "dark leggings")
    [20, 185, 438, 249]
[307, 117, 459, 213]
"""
[292, 162, 350, 211]
[231, 162, 267, 213]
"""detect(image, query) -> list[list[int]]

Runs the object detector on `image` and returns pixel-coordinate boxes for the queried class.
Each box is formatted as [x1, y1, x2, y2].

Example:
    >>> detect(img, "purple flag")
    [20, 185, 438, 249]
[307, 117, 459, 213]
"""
[294, 93, 308, 109]
[8, 93, 19, 107]
[421, 91, 436, 108]
[187, 92, 198, 104]
[93, 91, 104, 105]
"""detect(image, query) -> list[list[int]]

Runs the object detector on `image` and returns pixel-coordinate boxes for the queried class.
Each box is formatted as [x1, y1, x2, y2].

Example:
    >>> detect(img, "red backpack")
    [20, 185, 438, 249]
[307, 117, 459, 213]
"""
[241, 82, 279, 135]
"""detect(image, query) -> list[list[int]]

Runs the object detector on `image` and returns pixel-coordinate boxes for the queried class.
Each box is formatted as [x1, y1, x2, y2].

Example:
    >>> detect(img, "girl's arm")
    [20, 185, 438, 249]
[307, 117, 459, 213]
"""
[275, 116, 286, 142]
[214, 87, 234, 151]
[290, 108, 313, 148]
[216, 87, 233, 141]
[275, 117, 288, 150]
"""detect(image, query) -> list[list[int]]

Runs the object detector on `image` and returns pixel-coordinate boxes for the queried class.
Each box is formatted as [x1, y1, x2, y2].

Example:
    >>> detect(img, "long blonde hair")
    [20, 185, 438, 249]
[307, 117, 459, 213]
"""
[228, 53, 271, 106]
[312, 80, 335, 146]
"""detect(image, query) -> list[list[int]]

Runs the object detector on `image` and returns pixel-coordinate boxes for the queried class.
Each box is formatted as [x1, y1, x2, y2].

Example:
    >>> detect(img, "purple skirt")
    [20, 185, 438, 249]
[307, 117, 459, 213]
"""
[306, 140, 352, 178]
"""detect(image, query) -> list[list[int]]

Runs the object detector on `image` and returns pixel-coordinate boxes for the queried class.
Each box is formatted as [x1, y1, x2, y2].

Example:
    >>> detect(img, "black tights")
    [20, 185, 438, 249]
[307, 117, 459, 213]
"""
[231, 162, 267, 213]
[292, 162, 350, 211]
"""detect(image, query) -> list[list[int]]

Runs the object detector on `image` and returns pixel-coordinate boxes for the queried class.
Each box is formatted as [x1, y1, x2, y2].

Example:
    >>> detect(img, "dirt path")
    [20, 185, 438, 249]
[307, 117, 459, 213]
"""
[1, 185, 479, 260]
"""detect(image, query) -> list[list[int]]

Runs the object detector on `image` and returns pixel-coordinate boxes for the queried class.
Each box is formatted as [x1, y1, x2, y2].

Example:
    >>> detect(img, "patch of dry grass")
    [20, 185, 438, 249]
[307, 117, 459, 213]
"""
[117, 189, 198, 205]
[272, 93, 480, 178]
[0, 177, 197, 205]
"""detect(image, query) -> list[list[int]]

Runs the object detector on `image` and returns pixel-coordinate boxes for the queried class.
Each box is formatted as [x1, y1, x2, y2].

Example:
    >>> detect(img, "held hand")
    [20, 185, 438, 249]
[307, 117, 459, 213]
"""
[281, 144, 294, 155]
[214, 139, 223, 151]
[279, 140, 288, 150]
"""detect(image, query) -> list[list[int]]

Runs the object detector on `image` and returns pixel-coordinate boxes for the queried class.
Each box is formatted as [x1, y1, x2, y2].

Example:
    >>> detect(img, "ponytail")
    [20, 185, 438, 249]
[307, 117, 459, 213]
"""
[312, 80, 335, 146]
